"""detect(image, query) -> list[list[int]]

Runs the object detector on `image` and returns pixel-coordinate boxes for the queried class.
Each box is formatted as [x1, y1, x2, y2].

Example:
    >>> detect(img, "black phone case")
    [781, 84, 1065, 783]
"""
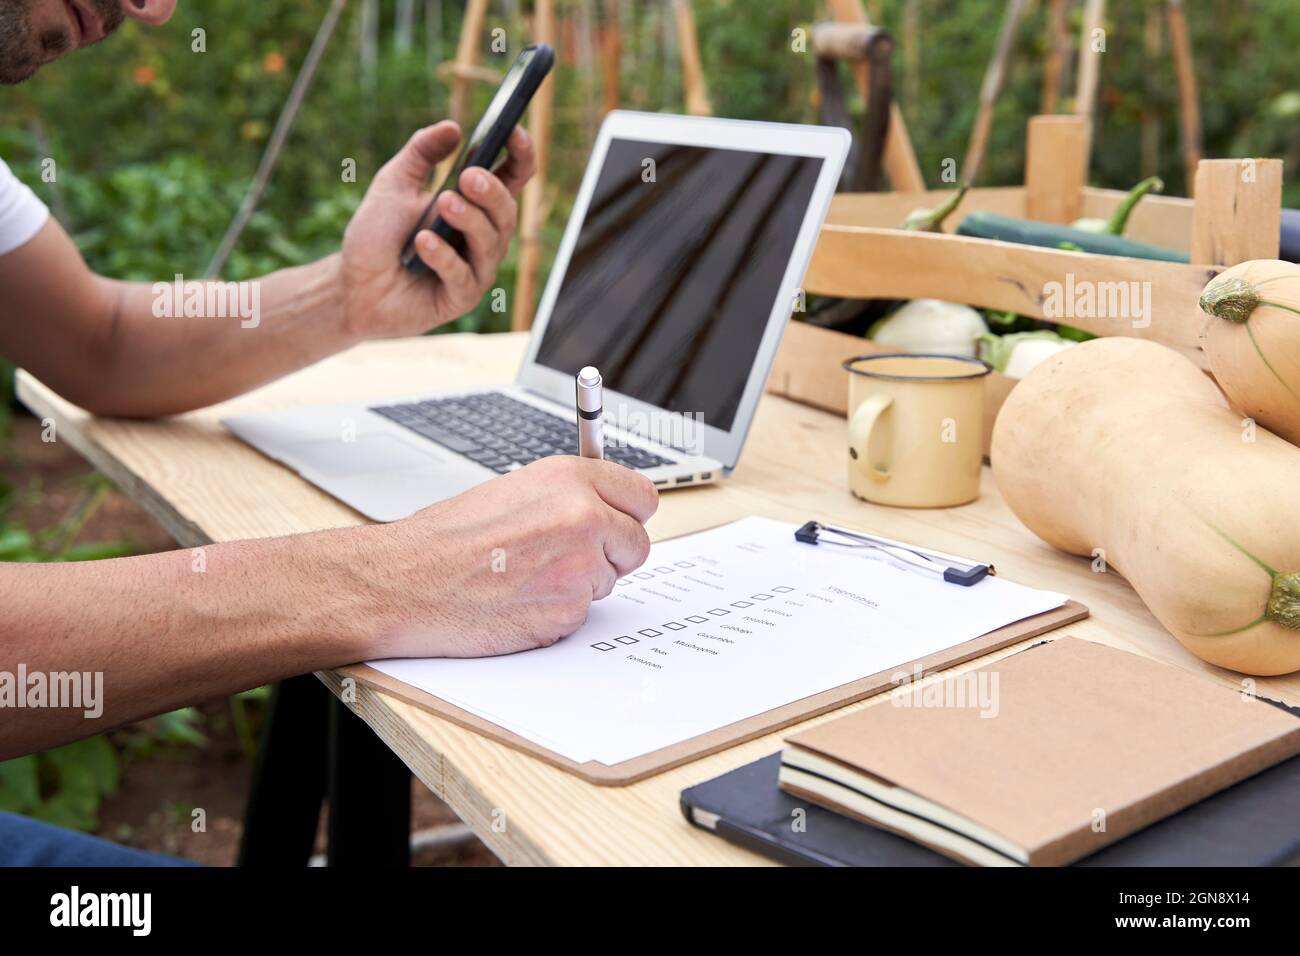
[401, 44, 555, 275]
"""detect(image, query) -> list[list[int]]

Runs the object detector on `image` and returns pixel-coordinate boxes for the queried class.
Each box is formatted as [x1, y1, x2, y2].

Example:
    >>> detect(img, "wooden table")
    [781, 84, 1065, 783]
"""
[19, 332, 1300, 866]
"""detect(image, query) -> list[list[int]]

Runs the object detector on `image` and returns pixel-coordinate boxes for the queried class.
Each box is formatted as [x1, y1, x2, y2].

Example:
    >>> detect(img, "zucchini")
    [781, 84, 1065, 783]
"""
[956, 211, 1189, 263]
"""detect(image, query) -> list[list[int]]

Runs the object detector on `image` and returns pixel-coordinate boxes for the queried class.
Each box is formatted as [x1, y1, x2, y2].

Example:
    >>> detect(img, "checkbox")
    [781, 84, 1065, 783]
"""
[638, 628, 662, 638]
[752, 593, 773, 601]
[634, 571, 654, 580]
[685, 615, 708, 624]
[654, 566, 674, 574]
[592, 642, 617, 651]
[616, 578, 632, 586]
[615, 636, 639, 645]
[772, 586, 794, 593]
[707, 608, 729, 616]
[663, 622, 686, 631]
[731, 600, 753, 608]
[674, 561, 695, 568]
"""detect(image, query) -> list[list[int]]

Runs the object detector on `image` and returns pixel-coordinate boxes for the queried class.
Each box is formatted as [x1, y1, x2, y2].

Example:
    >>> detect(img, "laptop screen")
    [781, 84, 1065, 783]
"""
[532, 138, 824, 433]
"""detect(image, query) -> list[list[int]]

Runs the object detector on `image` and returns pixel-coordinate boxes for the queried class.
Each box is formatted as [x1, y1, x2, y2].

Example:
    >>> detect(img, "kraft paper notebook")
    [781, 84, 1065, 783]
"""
[779, 637, 1300, 866]
[342, 516, 1087, 785]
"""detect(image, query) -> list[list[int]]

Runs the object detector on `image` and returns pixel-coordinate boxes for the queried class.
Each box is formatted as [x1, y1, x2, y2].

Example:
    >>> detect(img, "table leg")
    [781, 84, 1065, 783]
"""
[237, 675, 330, 867]
[326, 695, 412, 867]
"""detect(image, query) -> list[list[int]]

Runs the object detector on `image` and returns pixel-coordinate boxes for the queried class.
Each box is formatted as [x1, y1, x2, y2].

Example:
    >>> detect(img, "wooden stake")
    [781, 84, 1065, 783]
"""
[601, 0, 622, 115]
[1039, 0, 1069, 114]
[673, 0, 712, 116]
[961, 0, 1029, 186]
[1074, 0, 1105, 121]
[902, 0, 920, 114]
[1166, 0, 1203, 196]
[437, 0, 491, 183]
[512, 0, 557, 331]
[1140, 1, 1162, 179]
[205, 0, 349, 278]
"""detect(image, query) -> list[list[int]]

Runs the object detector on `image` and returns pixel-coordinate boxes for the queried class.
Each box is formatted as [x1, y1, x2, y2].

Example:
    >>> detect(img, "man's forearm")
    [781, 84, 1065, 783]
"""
[0, 523, 388, 760]
[86, 253, 355, 417]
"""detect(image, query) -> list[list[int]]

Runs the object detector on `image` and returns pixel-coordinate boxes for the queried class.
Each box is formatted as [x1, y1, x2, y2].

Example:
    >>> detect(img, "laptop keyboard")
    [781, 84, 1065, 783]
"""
[369, 392, 677, 475]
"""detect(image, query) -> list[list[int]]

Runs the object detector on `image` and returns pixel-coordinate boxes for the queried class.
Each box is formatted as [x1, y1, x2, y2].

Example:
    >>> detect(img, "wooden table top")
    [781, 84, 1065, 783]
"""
[18, 331, 1300, 866]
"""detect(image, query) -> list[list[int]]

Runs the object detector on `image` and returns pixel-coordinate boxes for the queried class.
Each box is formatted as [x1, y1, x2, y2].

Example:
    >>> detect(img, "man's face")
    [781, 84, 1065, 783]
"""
[0, 1, 176, 85]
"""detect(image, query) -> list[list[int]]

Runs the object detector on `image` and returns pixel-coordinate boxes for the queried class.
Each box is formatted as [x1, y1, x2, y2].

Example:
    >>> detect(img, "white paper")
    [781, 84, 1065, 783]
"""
[370, 516, 1067, 766]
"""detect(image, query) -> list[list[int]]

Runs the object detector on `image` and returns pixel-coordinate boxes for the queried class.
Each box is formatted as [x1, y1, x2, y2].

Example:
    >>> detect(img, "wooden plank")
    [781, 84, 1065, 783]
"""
[803, 225, 1216, 363]
[1190, 158, 1282, 266]
[1025, 114, 1090, 224]
[825, 186, 1025, 230]
[16, 331, 1300, 865]
[827, 185, 1191, 247]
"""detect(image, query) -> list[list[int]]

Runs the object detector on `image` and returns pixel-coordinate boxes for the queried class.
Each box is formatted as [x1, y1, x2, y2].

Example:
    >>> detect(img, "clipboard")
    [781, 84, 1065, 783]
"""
[337, 598, 1089, 787]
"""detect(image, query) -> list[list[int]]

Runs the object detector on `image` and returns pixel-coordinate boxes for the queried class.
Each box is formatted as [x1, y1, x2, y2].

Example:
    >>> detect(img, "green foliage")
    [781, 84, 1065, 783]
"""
[0, 737, 118, 831]
[0, 709, 213, 831]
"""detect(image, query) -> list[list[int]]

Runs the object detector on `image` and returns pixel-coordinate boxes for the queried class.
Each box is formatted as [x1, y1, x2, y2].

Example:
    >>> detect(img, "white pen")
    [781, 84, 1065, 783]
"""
[576, 366, 604, 460]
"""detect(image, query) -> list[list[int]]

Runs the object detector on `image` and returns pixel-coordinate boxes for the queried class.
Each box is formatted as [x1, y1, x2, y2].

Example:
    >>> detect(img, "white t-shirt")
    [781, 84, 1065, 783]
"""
[0, 158, 50, 256]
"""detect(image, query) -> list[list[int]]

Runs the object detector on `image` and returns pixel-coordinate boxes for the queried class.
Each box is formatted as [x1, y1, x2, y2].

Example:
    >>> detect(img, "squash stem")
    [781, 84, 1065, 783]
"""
[1199, 276, 1260, 325]
[904, 185, 969, 233]
[1268, 572, 1300, 630]
[1103, 176, 1163, 236]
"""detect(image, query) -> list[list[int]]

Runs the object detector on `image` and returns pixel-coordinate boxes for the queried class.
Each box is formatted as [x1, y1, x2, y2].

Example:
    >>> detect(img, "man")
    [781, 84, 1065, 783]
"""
[0, 0, 658, 860]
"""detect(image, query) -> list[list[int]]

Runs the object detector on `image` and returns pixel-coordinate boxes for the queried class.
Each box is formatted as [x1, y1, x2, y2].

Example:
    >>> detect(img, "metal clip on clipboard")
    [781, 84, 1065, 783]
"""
[794, 521, 993, 587]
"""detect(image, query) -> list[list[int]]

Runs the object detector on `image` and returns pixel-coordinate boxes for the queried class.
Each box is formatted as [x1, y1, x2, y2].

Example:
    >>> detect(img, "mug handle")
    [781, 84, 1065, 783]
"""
[848, 393, 892, 481]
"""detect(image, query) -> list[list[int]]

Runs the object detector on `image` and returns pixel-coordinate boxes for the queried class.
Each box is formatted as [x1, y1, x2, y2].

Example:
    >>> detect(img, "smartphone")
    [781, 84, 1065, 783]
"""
[400, 43, 555, 274]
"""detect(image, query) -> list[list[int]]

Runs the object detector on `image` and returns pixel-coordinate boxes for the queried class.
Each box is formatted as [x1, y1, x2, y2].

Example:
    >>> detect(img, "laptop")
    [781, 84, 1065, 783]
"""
[224, 112, 849, 522]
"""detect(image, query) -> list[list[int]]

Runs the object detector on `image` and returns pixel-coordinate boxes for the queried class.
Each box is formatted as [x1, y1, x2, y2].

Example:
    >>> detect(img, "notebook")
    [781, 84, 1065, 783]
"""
[777, 638, 1300, 867]
[680, 747, 1300, 867]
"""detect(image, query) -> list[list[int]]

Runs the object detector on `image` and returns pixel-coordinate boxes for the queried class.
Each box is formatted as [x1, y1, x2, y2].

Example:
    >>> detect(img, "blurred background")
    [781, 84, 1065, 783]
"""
[0, 0, 1297, 865]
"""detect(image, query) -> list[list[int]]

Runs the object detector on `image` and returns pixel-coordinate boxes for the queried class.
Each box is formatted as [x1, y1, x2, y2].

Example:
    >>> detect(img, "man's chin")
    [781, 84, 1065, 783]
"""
[0, 60, 42, 85]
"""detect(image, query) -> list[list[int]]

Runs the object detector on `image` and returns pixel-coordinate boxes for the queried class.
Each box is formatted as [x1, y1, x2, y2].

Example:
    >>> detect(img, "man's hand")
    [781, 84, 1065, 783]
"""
[340, 121, 536, 340]
[366, 457, 659, 659]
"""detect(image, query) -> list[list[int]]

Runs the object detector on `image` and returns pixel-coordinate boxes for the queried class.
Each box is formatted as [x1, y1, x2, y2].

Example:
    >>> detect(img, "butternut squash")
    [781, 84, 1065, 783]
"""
[992, 337, 1300, 675]
[1199, 259, 1300, 446]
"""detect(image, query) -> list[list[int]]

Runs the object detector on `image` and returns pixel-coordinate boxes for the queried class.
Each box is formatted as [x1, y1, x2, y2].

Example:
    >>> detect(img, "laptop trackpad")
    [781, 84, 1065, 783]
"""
[284, 435, 444, 477]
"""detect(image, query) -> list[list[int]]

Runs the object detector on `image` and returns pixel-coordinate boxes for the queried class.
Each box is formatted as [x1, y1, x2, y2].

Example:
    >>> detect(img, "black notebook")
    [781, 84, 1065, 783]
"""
[681, 736, 1300, 867]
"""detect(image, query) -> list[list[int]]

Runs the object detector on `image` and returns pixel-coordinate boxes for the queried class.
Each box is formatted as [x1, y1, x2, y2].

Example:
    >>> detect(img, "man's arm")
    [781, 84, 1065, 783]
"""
[0, 457, 657, 760]
[0, 122, 534, 417]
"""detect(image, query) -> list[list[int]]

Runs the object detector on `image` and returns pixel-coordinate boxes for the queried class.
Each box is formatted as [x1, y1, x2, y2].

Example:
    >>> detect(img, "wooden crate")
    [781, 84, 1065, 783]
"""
[767, 115, 1285, 455]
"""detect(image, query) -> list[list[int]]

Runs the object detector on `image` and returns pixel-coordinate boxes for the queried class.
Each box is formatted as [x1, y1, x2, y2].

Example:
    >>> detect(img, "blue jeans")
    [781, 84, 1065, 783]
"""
[0, 811, 197, 867]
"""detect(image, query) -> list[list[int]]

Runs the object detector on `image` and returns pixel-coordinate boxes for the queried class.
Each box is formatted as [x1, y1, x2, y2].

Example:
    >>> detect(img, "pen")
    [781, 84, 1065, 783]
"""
[576, 366, 604, 460]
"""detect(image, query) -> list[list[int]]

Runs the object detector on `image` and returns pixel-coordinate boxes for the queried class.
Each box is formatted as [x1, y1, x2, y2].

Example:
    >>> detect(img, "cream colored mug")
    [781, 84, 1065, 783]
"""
[843, 353, 992, 508]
